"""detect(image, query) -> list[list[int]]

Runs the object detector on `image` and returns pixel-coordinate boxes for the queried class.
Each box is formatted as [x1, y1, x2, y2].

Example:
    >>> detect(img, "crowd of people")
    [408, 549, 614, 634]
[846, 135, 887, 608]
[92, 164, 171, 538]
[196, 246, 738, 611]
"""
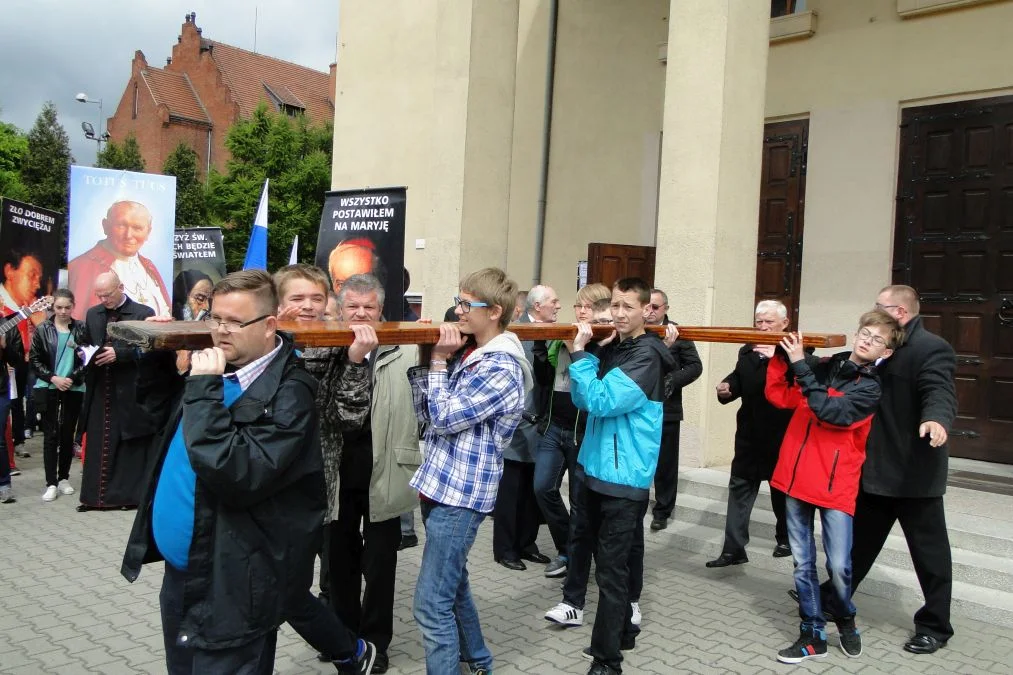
[0, 261, 957, 674]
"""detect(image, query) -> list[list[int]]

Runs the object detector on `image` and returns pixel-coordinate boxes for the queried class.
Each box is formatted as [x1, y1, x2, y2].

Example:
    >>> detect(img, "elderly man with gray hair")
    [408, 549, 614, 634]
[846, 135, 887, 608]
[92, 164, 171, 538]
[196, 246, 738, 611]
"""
[492, 284, 559, 570]
[706, 300, 794, 568]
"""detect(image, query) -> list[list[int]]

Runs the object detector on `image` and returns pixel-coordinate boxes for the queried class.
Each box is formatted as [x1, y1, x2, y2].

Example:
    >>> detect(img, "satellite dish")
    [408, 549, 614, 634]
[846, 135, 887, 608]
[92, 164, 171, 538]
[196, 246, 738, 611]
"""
[82, 121, 95, 136]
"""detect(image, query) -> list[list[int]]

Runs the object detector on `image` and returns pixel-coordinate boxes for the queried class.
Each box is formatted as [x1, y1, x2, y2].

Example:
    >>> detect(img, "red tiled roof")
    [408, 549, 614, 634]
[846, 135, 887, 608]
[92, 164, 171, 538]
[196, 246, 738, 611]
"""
[140, 68, 210, 124]
[204, 40, 333, 124]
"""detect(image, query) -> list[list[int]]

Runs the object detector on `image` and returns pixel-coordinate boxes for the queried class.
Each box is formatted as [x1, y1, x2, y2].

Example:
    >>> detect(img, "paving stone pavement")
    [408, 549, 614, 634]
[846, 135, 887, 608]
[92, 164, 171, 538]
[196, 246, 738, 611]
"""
[2, 435, 1010, 674]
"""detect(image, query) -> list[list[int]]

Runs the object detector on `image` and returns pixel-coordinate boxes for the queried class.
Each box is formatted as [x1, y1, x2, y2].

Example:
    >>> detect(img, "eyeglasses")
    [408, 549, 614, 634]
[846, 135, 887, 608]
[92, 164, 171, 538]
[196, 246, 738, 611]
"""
[590, 318, 613, 325]
[856, 328, 887, 347]
[875, 303, 901, 312]
[205, 314, 270, 333]
[648, 303, 667, 311]
[454, 296, 489, 313]
[573, 303, 593, 311]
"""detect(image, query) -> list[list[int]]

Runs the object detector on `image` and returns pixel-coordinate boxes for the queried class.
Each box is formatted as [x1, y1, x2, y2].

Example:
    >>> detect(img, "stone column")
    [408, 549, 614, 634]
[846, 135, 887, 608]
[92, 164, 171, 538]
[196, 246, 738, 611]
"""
[330, 0, 518, 317]
[654, 0, 771, 467]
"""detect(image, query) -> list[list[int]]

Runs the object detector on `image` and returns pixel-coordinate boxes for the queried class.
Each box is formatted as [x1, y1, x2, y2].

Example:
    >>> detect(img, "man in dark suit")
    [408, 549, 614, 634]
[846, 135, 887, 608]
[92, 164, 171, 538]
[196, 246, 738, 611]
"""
[492, 285, 559, 570]
[819, 284, 957, 655]
[78, 271, 163, 510]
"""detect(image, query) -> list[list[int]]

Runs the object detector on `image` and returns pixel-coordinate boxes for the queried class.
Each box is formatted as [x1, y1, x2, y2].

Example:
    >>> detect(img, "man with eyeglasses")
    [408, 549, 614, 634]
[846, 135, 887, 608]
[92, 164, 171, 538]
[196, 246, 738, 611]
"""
[409, 267, 531, 674]
[123, 269, 377, 675]
[78, 271, 167, 511]
[813, 284, 957, 656]
[644, 288, 702, 532]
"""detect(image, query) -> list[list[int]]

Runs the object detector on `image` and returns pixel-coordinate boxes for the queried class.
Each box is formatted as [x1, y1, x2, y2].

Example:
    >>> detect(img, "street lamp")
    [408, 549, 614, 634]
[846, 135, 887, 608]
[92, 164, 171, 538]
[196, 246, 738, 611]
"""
[75, 92, 110, 146]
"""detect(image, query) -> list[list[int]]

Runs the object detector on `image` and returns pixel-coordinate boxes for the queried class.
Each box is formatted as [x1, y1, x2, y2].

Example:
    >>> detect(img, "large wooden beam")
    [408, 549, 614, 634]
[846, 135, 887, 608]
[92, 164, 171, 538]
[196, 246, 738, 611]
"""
[108, 320, 846, 351]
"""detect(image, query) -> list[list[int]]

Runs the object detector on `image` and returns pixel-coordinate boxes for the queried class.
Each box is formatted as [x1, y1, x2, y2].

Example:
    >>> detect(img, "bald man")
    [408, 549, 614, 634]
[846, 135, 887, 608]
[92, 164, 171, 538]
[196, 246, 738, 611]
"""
[77, 272, 170, 511]
[68, 200, 171, 320]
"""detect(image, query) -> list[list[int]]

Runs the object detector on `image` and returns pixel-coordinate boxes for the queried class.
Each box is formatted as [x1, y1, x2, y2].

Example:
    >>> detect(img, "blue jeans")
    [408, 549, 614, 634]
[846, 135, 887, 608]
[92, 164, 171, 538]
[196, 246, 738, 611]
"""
[533, 421, 580, 557]
[785, 496, 856, 630]
[414, 501, 492, 674]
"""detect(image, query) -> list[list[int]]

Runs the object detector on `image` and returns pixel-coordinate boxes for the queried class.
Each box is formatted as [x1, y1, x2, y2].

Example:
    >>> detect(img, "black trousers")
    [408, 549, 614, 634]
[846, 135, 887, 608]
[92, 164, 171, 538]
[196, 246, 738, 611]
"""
[823, 489, 953, 640]
[330, 486, 401, 654]
[492, 459, 541, 561]
[652, 419, 681, 520]
[586, 489, 642, 673]
[36, 389, 83, 487]
[562, 470, 645, 608]
[721, 476, 788, 555]
[9, 363, 28, 443]
[161, 565, 277, 675]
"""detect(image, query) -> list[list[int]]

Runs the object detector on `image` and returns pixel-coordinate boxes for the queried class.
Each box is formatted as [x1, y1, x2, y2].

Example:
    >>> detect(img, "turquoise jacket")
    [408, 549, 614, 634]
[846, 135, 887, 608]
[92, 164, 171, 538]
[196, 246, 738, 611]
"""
[569, 332, 675, 501]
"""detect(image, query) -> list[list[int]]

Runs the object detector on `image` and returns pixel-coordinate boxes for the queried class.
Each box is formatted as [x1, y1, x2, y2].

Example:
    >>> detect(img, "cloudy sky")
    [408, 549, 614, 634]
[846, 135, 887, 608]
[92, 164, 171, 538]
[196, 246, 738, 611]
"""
[0, 0, 340, 166]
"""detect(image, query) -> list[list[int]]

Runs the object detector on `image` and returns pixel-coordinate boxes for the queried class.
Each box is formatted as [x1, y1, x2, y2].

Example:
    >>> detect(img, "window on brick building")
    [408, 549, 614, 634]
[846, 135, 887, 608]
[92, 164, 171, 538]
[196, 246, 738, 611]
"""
[132, 83, 138, 119]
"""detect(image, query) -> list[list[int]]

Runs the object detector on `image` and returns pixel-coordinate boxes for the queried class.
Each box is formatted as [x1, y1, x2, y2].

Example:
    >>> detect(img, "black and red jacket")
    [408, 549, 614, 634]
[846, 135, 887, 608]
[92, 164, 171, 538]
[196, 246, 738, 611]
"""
[766, 351, 881, 515]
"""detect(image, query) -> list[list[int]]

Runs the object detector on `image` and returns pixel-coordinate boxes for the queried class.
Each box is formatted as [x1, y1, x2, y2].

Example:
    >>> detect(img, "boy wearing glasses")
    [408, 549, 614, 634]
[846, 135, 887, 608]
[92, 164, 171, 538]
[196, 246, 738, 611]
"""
[765, 310, 902, 664]
[408, 268, 532, 675]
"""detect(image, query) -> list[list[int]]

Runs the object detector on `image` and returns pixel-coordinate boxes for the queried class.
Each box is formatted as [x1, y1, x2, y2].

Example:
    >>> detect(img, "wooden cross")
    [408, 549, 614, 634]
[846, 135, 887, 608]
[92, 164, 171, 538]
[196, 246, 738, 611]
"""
[108, 320, 846, 351]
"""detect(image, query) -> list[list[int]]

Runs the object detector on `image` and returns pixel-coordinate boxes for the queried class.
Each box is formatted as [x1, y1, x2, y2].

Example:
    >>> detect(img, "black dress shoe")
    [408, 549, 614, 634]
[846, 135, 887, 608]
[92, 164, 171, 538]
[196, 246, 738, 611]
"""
[497, 558, 526, 571]
[772, 543, 792, 558]
[76, 504, 90, 512]
[904, 633, 947, 654]
[398, 533, 419, 551]
[520, 551, 551, 565]
[650, 517, 668, 531]
[371, 652, 389, 673]
[705, 552, 748, 568]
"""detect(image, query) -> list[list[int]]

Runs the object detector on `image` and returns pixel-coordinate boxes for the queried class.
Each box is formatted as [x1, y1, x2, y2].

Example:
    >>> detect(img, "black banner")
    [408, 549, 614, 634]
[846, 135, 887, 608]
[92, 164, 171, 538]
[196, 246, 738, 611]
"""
[315, 187, 406, 320]
[0, 197, 62, 314]
[172, 227, 226, 320]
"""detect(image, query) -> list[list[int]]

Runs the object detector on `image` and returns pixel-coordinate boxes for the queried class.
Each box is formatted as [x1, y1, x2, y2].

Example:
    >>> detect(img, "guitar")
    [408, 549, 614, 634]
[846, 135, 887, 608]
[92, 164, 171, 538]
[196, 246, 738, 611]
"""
[0, 296, 55, 335]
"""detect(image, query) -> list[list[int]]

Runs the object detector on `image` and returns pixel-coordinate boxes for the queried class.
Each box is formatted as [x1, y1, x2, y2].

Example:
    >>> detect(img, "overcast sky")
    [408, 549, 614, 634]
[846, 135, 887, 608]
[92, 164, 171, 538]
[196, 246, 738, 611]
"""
[0, 0, 340, 166]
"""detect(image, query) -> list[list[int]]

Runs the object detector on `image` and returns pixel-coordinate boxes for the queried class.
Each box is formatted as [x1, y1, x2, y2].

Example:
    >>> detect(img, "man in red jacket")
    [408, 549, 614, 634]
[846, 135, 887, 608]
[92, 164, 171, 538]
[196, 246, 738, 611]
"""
[765, 310, 901, 664]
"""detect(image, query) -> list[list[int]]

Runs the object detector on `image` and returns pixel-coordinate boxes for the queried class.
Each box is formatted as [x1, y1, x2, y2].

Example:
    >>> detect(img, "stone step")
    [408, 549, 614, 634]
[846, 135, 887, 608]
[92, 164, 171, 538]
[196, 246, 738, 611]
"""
[675, 468, 1013, 559]
[662, 468, 1013, 628]
[671, 492, 1013, 595]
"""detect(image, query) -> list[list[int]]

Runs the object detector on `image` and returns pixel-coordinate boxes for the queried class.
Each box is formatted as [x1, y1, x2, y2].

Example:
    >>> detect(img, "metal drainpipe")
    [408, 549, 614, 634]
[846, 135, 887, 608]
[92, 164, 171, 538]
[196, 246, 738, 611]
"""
[532, 0, 559, 287]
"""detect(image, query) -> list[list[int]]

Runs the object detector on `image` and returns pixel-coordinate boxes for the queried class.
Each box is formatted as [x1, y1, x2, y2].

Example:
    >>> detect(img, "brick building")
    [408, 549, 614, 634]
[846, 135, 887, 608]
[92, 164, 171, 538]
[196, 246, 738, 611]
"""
[106, 12, 335, 175]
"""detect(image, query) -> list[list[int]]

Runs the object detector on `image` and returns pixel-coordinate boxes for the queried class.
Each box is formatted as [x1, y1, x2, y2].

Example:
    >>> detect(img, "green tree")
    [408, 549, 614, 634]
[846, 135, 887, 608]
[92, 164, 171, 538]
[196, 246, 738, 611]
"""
[20, 101, 74, 213]
[162, 142, 207, 228]
[95, 132, 145, 171]
[0, 119, 29, 201]
[206, 104, 332, 271]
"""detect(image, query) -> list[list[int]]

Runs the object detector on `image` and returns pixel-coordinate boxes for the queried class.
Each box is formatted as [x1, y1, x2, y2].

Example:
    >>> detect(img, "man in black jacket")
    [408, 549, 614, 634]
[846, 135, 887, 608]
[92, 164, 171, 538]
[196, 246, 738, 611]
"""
[706, 300, 793, 568]
[645, 289, 702, 531]
[121, 270, 375, 675]
[819, 284, 957, 655]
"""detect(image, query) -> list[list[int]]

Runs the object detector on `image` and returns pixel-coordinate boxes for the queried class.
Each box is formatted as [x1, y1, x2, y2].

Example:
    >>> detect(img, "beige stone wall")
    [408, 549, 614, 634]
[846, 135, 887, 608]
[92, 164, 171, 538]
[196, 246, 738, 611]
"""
[766, 0, 1013, 345]
[508, 0, 669, 304]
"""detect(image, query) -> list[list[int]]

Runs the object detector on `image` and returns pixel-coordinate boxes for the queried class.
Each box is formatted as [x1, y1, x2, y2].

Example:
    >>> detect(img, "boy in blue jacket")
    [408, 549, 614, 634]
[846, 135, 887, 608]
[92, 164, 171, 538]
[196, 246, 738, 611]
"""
[569, 277, 676, 675]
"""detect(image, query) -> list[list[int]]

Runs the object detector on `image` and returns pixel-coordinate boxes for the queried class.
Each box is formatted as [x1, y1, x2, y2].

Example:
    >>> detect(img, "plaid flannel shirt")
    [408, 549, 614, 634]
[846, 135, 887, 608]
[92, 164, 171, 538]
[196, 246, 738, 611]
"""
[408, 349, 526, 513]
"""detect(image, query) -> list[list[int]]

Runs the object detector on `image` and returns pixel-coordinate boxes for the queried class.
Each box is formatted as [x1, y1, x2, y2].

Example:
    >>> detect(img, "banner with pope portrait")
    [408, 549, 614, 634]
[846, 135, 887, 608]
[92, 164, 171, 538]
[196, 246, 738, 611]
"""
[67, 166, 177, 319]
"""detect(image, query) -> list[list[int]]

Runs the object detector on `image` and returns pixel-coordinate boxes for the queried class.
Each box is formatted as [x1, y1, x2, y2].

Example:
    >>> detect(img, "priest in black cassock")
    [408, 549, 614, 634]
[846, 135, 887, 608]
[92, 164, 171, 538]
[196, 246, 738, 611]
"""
[77, 272, 173, 511]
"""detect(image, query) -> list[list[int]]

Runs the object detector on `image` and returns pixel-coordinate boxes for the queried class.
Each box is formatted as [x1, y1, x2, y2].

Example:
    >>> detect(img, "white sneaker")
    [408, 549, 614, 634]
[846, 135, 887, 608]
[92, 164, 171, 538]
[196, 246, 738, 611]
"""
[631, 602, 642, 626]
[57, 480, 75, 496]
[0, 486, 15, 504]
[544, 602, 583, 626]
[42, 485, 58, 502]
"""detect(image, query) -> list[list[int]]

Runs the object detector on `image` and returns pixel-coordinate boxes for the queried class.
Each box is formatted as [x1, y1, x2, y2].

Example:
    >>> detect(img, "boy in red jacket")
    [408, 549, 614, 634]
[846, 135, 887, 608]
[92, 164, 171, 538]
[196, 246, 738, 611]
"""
[765, 310, 901, 664]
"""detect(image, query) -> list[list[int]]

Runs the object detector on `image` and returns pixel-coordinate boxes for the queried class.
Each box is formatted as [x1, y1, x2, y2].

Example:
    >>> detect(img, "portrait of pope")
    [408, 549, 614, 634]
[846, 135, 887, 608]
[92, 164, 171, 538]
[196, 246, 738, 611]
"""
[67, 200, 171, 320]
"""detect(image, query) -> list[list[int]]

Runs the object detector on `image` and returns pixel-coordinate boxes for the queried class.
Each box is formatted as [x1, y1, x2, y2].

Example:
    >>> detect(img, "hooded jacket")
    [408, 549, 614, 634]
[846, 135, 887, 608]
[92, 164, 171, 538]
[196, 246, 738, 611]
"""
[767, 352, 881, 515]
[569, 331, 675, 501]
[409, 331, 532, 513]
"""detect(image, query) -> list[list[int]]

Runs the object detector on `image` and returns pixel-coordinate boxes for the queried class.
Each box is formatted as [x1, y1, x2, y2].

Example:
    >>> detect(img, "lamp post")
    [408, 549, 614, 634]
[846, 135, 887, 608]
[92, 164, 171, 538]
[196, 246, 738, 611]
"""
[75, 92, 110, 147]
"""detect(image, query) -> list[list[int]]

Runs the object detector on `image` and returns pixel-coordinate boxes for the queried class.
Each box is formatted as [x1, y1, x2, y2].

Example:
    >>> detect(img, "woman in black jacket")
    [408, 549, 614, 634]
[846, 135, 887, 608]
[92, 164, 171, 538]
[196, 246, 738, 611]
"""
[29, 289, 87, 502]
